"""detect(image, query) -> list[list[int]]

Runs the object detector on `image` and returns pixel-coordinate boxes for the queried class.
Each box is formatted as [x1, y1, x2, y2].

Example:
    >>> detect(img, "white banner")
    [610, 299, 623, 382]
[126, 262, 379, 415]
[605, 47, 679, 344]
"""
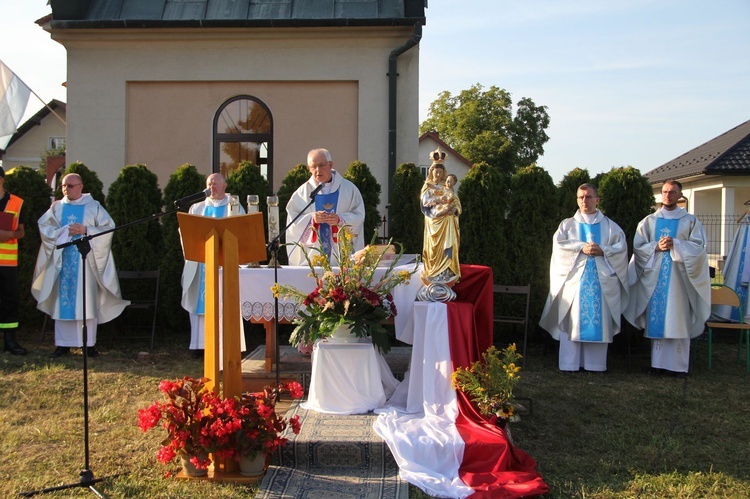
[0, 59, 32, 148]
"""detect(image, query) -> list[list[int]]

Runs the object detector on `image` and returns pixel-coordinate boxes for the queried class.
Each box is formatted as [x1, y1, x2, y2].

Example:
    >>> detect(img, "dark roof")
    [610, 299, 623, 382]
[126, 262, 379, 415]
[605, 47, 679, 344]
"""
[1, 100, 66, 154]
[48, 0, 426, 28]
[419, 131, 473, 168]
[644, 119, 750, 184]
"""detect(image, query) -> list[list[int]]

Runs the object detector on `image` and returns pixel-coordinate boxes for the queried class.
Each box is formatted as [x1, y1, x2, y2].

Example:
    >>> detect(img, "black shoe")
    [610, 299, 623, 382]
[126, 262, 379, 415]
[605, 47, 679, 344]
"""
[86, 347, 100, 358]
[3, 332, 27, 355]
[50, 346, 70, 358]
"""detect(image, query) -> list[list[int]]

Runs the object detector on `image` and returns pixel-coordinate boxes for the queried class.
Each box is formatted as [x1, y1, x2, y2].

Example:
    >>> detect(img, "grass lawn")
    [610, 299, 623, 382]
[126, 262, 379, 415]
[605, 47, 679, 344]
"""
[1, 325, 748, 498]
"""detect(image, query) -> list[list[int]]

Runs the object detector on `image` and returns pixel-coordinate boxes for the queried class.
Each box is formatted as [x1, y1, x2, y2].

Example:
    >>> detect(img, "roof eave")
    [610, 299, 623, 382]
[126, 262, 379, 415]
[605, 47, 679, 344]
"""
[49, 17, 426, 29]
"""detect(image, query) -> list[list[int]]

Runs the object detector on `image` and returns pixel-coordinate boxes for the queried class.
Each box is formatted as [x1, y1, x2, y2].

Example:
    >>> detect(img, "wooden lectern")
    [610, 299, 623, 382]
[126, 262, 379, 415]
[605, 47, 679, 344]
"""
[177, 212, 266, 476]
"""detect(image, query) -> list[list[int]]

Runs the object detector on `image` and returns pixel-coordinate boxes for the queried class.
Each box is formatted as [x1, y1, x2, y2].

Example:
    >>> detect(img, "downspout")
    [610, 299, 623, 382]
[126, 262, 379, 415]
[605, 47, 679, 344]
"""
[387, 22, 422, 231]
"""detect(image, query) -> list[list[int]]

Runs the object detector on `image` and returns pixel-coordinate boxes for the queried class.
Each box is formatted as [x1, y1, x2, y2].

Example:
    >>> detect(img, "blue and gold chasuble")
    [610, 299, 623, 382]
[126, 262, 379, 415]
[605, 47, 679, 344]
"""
[731, 228, 749, 321]
[578, 222, 603, 341]
[195, 204, 227, 315]
[59, 204, 86, 319]
[646, 218, 680, 338]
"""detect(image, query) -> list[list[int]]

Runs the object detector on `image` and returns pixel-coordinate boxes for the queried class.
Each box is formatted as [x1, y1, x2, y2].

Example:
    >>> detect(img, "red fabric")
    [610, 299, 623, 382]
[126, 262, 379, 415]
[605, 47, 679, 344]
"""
[448, 265, 549, 498]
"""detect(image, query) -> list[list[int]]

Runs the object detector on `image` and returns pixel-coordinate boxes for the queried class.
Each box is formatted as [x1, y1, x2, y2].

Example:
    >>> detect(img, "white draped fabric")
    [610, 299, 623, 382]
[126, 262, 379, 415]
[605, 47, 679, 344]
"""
[303, 340, 399, 415]
[374, 302, 474, 499]
[714, 215, 750, 321]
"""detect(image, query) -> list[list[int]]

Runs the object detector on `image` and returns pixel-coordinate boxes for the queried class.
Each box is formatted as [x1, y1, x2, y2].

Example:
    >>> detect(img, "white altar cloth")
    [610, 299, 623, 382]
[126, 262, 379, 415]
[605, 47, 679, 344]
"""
[302, 339, 400, 415]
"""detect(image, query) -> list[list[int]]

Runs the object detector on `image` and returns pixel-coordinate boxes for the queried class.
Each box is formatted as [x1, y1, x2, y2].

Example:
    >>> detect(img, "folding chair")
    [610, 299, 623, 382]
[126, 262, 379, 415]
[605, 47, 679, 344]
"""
[702, 284, 750, 372]
[111, 269, 161, 350]
[492, 284, 531, 366]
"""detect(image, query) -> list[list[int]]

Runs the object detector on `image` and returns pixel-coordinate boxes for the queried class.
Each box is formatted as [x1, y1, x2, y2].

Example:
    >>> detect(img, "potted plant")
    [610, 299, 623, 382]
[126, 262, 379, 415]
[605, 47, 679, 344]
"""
[136, 376, 220, 476]
[451, 344, 523, 428]
[137, 377, 304, 477]
[232, 382, 304, 476]
[272, 226, 418, 354]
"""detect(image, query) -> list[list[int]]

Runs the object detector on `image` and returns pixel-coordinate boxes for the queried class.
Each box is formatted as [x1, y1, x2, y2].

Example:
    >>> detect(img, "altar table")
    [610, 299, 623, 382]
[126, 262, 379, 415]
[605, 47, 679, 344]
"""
[237, 263, 423, 370]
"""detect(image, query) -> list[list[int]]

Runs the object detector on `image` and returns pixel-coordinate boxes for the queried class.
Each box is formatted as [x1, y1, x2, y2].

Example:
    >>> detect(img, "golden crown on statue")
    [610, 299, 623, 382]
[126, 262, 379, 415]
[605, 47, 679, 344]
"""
[429, 147, 447, 165]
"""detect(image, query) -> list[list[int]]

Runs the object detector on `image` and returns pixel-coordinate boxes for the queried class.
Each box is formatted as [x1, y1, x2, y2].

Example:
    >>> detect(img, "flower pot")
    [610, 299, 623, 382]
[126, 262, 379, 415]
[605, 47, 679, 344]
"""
[180, 452, 208, 477]
[239, 452, 266, 477]
[328, 323, 358, 343]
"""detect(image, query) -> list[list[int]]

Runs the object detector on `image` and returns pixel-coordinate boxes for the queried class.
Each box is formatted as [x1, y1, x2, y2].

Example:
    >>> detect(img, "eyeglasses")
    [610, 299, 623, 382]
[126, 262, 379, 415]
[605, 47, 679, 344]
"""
[62, 184, 82, 188]
[662, 190, 680, 195]
[309, 163, 330, 170]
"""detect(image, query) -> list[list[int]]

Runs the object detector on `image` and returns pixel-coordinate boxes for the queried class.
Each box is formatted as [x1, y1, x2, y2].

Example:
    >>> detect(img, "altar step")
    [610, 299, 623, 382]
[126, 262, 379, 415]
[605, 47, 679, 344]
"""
[241, 345, 412, 393]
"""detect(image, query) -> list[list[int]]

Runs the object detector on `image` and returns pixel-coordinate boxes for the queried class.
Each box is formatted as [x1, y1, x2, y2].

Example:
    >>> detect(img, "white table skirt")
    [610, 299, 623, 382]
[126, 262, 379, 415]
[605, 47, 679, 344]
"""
[302, 339, 400, 415]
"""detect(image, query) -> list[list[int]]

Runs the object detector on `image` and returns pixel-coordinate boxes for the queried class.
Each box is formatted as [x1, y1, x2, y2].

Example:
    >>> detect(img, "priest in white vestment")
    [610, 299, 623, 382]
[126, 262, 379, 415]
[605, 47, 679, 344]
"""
[713, 213, 750, 322]
[32, 174, 129, 358]
[540, 183, 629, 372]
[625, 180, 711, 374]
[181, 173, 246, 357]
[285, 148, 365, 266]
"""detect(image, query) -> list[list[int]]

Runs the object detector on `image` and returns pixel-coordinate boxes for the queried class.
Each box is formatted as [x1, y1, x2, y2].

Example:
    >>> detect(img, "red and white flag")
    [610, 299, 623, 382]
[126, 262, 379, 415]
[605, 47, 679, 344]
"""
[0, 59, 32, 147]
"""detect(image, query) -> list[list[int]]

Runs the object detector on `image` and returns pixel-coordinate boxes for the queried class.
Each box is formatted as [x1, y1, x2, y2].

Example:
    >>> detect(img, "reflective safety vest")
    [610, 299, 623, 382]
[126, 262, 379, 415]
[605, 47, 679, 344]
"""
[0, 194, 23, 266]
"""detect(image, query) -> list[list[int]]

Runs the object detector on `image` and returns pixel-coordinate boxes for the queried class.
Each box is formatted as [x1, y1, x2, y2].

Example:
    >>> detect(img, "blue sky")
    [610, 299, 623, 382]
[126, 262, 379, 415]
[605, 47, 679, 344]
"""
[3, 0, 749, 183]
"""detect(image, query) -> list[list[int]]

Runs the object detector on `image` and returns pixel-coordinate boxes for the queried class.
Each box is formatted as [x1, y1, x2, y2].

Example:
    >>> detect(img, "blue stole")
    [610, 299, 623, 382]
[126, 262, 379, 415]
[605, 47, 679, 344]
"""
[59, 204, 86, 319]
[647, 218, 680, 338]
[314, 190, 340, 258]
[732, 228, 749, 321]
[196, 204, 227, 315]
[578, 222, 603, 341]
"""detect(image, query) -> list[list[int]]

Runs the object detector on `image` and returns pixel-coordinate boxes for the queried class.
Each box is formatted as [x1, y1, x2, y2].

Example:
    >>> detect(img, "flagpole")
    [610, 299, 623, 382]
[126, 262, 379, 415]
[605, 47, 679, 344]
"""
[0, 59, 66, 127]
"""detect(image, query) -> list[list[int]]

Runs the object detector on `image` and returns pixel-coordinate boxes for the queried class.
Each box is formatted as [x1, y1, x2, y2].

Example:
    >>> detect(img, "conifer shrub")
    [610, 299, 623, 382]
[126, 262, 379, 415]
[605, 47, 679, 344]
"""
[598, 166, 654, 255]
[343, 160, 381, 244]
[160, 164, 205, 331]
[507, 165, 558, 328]
[106, 164, 164, 272]
[388, 162, 424, 254]
[3, 166, 52, 325]
[457, 162, 509, 276]
[55, 161, 106, 207]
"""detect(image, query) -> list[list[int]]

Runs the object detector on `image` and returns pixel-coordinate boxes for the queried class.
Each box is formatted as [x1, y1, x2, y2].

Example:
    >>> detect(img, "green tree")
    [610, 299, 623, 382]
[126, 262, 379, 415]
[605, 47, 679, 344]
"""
[3, 166, 52, 325]
[598, 166, 655, 254]
[388, 162, 424, 254]
[227, 161, 270, 215]
[106, 164, 164, 272]
[56, 162, 106, 206]
[344, 161, 381, 244]
[557, 168, 591, 219]
[457, 161, 509, 278]
[160, 164, 205, 331]
[507, 165, 558, 326]
[420, 83, 550, 175]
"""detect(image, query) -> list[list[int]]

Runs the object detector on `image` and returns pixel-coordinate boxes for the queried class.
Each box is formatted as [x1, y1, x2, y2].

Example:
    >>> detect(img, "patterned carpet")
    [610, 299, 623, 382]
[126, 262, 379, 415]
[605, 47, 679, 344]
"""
[256, 400, 408, 499]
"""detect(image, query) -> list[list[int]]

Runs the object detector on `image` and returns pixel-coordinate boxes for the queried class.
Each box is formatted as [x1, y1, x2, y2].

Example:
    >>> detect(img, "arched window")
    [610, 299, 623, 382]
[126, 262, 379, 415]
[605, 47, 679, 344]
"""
[213, 96, 273, 185]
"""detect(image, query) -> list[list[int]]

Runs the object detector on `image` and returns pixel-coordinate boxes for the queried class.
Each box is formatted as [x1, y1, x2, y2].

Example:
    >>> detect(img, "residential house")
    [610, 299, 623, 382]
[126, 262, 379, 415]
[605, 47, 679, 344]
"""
[643, 118, 750, 269]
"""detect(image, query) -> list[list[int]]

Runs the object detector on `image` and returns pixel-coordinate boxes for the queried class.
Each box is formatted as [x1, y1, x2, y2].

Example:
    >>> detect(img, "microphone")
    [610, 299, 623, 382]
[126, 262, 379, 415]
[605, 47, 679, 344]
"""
[174, 188, 210, 208]
[309, 183, 324, 200]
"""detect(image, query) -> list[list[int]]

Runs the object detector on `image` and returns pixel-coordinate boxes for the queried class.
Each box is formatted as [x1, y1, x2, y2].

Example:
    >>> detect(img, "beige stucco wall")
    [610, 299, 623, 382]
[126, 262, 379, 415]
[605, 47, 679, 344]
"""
[47, 26, 420, 207]
[1, 107, 67, 171]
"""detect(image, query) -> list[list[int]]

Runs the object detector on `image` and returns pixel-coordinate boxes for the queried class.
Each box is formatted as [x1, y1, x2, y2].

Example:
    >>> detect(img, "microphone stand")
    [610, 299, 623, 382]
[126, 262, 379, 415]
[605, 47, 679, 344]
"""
[21, 203, 187, 498]
[266, 191, 320, 401]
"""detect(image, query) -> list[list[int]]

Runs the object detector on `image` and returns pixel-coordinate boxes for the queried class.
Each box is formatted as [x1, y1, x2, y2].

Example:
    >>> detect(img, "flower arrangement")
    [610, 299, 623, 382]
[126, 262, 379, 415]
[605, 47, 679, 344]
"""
[272, 226, 418, 354]
[137, 376, 304, 471]
[451, 344, 523, 425]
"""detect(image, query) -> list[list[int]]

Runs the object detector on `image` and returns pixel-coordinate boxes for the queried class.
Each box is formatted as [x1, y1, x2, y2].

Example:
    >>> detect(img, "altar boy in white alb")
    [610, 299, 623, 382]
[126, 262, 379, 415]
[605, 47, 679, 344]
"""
[625, 180, 711, 374]
[540, 184, 629, 372]
[181, 173, 246, 357]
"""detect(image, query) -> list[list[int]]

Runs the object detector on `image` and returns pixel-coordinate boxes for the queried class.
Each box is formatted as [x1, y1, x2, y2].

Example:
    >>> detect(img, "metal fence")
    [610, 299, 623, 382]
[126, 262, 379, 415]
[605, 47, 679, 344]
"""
[697, 213, 744, 281]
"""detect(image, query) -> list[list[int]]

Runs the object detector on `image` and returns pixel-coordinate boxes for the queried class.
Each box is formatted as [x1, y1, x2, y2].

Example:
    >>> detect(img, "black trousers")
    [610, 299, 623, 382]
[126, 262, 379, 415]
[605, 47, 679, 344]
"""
[0, 265, 20, 328]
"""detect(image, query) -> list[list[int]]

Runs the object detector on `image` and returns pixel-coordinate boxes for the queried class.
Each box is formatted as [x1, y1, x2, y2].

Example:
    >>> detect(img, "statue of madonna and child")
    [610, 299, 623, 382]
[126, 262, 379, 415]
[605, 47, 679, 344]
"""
[418, 147, 462, 302]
